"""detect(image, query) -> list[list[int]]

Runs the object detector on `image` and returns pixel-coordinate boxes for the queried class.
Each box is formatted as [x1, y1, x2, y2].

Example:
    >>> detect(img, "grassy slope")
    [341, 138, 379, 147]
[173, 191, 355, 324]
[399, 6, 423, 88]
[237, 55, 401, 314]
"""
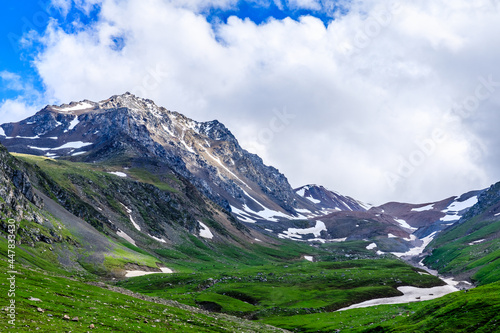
[263, 281, 500, 332]
[5, 153, 500, 332]
[0, 239, 288, 332]
[117, 257, 442, 321]
[423, 216, 500, 285]
[13, 154, 178, 193]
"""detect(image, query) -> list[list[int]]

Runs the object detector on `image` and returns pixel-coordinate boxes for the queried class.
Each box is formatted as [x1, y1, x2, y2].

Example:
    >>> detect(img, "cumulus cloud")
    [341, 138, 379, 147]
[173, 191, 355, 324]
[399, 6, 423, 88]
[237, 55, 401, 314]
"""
[0, 71, 44, 123]
[26, 0, 500, 204]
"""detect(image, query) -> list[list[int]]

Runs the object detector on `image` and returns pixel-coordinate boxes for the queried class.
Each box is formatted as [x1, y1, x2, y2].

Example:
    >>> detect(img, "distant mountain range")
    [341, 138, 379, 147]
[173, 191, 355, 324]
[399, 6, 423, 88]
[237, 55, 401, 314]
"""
[0, 93, 487, 259]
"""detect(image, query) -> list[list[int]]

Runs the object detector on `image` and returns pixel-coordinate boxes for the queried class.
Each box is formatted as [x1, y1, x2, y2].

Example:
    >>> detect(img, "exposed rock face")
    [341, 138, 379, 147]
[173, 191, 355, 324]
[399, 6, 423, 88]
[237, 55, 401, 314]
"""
[0, 144, 43, 221]
[0, 93, 304, 217]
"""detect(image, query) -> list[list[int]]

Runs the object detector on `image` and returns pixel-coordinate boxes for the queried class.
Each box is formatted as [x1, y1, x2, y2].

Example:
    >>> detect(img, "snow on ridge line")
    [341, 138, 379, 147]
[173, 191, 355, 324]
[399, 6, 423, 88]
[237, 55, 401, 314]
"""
[411, 204, 434, 212]
[444, 196, 478, 213]
[56, 102, 94, 112]
[0, 127, 5, 137]
[198, 221, 214, 239]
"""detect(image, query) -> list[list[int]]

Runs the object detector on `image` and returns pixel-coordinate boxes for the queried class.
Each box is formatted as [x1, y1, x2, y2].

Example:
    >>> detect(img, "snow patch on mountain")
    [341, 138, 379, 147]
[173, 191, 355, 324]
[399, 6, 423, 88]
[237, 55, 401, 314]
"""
[411, 204, 434, 212]
[149, 234, 166, 243]
[65, 116, 80, 132]
[394, 218, 418, 231]
[280, 221, 326, 240]
[117, 230, 136, 245]
[198, 221, 214, 239]
[392, 231, 437, 257]
[108, 171, 127, 177]
[468, 239, 485, 246]
[28, 141, 93, 151]
[121, 203, 141, 231]
[440, 196, 478, 222]
[56, 102, 94, 112]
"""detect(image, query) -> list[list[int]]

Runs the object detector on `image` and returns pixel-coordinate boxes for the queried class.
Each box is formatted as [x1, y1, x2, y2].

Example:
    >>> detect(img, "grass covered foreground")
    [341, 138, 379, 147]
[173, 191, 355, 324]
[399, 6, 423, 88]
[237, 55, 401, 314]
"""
[0, 239, 286, 333]
[117, 259, 442, 320]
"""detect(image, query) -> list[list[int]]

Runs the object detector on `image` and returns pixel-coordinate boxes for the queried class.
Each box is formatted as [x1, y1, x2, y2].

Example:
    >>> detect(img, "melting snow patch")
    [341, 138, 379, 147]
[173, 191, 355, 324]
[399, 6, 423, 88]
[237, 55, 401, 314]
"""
[108, 171, 127, 178]
[304, 256, 314, 262]
[282, 221, 326, 239]
[71, 151, 86, 156]
[307, 238, 326, 243]
[376, 250, 385, 255]
[392, 232, 437, 257]
[366, 243, 377, 250]
[125, 267, 173, 278]
[306, 196, 321, 204]
[65, 116, 80, 132]
[57, 102, 94, 112]
[337, 285, 458, 311]
[468, 239, 485, 246]
[264, 228, 273, 233]
[121, 203, 141, 231]
[388, 233, 398, 238]
[199, 221, 214, 239]
[0, 127, 5, 136]
[117, 230, 136, 246]
[394, 218, 417, 231]
[445, 196, 478, 213]
[28, 141, 93, 151]
[412, 204, 434, 212]
[254, 238, 262, 242]
[149, 234, 166, 243]
[404, 234, 418, 242]
[230, 205, 257, 223]
[253, 204, 294, 222]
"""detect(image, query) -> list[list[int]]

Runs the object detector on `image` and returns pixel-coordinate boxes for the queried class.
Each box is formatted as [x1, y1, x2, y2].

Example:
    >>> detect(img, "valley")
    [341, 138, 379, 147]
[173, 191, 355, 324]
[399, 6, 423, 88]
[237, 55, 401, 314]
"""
[1, 94, 500, 332]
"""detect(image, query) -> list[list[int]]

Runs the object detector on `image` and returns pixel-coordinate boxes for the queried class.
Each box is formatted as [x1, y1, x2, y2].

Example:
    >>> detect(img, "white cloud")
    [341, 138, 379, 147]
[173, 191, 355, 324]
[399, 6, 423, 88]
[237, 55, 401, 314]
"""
[286, 0, 321, 10]
[0, 71, 44, 123]
[27, 0, 500, 204]
[0, 98, 40, 124]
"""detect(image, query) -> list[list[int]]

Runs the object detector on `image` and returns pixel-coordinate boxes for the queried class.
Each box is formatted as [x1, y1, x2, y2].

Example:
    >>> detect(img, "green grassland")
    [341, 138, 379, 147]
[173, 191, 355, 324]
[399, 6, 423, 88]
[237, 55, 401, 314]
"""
[0, 240, 286, 333]
[4, 153, 500, 332]
[13, 153, 178, 193]
[424, 217, 500, 286]
[263, 281, 500, 332]
[117, 258, 442, 320]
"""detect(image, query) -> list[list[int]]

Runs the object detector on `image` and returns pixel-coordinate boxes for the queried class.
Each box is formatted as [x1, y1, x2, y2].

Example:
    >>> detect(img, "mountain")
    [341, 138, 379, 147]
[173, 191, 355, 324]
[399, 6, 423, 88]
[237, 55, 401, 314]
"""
[1, 93, 500, 332]
[0, 93, 348, 221]
[0, 93, 485, 255]
[423, 181, 500, 285]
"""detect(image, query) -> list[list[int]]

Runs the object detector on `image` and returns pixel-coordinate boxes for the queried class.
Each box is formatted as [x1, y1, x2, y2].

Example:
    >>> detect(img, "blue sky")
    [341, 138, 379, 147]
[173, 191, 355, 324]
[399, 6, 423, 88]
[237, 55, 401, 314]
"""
[1, 0, 500, 205]
[0, 0, 338, 105]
